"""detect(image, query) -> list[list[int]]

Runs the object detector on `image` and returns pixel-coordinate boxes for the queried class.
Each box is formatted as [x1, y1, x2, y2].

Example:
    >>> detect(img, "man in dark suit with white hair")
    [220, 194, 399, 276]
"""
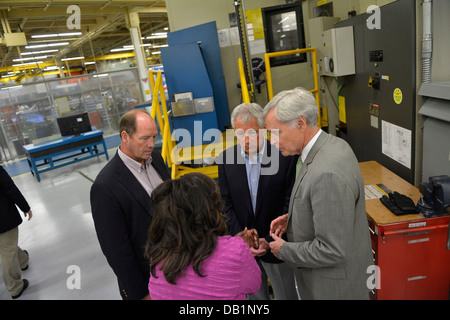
[218, 102, 299, 300]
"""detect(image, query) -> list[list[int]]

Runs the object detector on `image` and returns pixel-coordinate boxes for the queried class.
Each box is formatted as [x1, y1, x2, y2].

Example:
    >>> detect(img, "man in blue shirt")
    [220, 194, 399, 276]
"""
[218, 103, 299, 300]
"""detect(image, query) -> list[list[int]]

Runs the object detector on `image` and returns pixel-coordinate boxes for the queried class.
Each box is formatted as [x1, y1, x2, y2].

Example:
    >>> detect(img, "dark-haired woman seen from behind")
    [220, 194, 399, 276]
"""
[145, 172, 261, 300]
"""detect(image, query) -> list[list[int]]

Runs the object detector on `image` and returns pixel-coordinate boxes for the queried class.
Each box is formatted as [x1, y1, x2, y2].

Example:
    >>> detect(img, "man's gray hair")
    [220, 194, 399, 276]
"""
[263, 87, 318, 128]
[230, 103, 265, 128]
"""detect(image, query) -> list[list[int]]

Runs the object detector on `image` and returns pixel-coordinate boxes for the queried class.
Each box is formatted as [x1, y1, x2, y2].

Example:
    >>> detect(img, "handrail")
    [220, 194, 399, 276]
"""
[148, 70, 174, 169]
[264, 48, 322, 128]
[238, 58, 251, 103]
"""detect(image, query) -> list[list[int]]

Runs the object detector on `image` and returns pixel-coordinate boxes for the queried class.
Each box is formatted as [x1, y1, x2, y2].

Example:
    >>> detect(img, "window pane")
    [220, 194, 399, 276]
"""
[271, 11, 299, 51]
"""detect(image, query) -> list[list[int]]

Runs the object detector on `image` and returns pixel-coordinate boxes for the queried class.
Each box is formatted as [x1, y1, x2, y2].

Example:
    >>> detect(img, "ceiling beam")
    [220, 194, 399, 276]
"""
[55, 13, 123, 59]
[4, 6, 166, 19]
[0, 0, 163, 5]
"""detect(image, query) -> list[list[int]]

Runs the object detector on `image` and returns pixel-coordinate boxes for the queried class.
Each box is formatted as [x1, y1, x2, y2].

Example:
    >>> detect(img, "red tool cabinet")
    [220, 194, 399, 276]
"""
[360, 161, 450, 300]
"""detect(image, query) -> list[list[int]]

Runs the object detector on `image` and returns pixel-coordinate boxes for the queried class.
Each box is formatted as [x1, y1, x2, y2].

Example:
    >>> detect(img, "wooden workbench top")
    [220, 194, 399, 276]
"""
[359, 161, 423, 225]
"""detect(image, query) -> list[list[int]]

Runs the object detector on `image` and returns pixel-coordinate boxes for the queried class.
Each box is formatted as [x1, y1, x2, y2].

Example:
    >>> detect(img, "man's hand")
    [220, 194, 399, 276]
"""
[270, 213, 288, 238]
[269, 233, 286, 259]
[24, 210, 33, 221]
[236, 228, 259, 249]
[250, 238, 269, 257]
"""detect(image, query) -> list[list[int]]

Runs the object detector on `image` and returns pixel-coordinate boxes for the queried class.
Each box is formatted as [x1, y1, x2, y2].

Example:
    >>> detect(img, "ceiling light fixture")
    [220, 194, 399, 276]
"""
[44, 66, 59, 71]
[12, 61, 44, 67]
[25, 42, 69, 49]
[110, 47, 134, 52]
[1, 85, 23, 90]
[13, 55, 48, 62]
[21, 49, 59, 55]
[31, 32, 82, 38]
[61, 56, 85, 61]
[146, 32, 167, 40]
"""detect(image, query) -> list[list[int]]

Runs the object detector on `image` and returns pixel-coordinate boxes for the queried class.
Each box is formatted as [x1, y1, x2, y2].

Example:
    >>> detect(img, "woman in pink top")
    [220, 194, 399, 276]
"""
[145, 172, 261, 300]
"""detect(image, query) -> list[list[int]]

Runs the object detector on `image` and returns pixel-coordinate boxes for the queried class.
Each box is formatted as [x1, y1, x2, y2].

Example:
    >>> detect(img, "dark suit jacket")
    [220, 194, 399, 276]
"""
[90, 150, 170, 300]
[0, 165, 30, 234]
[218, 140, 298, 263]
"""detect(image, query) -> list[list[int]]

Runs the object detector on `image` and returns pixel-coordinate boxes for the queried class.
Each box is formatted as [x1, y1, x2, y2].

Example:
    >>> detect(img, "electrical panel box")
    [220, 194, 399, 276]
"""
[4, 32, 27, 47]
[321, 26, 355, 77]
[309, 16, 341, 75]
[338, 0, 416, 183]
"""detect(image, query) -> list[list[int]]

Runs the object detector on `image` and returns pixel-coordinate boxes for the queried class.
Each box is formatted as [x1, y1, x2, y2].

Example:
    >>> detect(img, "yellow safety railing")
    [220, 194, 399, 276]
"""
[149, 70, 237, 179]
[263, 48, 325, 128]
[148, 71, 175, 171]
[238, 58, 251, 103]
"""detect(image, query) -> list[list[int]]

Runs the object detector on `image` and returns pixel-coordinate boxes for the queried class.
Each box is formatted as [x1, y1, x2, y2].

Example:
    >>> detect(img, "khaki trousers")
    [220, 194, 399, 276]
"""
[0, 227, 29, 296]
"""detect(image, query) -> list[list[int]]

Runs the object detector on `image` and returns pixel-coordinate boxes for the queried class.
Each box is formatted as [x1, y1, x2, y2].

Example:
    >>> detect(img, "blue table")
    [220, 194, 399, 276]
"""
[23, 130, 109, 182]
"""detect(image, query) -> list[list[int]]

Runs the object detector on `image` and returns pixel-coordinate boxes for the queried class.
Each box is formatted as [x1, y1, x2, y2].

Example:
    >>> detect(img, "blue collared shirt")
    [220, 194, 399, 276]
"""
[240, 140, 266, 214]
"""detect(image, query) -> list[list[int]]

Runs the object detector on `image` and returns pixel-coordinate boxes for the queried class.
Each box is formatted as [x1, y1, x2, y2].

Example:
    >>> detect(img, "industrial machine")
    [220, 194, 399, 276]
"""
[335, 0, 417, 184]
[161, 21, 231, 148]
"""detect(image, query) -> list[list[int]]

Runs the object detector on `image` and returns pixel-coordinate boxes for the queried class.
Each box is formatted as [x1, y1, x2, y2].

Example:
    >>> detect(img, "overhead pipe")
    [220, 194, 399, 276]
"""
[421, 0, 432, 83]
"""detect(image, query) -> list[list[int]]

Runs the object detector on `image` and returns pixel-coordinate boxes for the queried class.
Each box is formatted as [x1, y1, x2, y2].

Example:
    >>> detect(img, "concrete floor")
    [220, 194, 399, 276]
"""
[0, 153, 121, 300]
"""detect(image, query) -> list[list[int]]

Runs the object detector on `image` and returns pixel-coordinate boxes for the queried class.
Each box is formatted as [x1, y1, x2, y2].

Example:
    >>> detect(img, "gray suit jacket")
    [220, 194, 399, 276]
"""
[279, 131, 373, 300]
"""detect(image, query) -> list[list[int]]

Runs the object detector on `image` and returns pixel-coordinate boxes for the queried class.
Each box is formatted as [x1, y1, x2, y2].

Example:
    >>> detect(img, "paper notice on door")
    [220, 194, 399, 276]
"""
[381, 120, 411, 169]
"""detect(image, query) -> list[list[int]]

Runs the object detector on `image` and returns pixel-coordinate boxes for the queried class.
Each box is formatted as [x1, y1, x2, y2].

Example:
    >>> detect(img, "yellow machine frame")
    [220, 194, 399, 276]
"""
[238, 47, 327, 128]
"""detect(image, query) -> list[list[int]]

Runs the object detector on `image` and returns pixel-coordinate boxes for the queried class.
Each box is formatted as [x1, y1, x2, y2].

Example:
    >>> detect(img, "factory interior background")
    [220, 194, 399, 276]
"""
[0, 0, 449, 300]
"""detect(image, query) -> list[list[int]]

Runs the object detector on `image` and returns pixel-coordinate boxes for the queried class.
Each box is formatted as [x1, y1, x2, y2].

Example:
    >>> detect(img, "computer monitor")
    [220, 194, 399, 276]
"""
[57, 113, 92, 137]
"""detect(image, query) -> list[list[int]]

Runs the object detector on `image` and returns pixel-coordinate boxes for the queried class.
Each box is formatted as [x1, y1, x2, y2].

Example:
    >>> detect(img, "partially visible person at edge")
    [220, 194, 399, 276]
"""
[0, 165, 32, 299]
[146, 172, 261, 300]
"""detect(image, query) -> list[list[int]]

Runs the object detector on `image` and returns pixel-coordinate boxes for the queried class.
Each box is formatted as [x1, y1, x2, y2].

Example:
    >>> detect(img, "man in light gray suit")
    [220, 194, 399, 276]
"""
[264, 87, 373, 300]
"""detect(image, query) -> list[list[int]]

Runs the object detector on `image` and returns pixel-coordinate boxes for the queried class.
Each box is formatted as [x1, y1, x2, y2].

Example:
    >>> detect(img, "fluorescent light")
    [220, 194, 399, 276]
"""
[110, 47, 134, 52]
[152, 44, 168, 48]
[61, 56, 85, 61]
[57, 32, 82, 37]
[32, 32, 81, 38]
[12, 61, 43, 67]
[25, 42, 69, 49]
[146, 33, 168, 40]
[32, 34, 58, 38]
[84, 61, 96, 65]
[152, 51, 161, 55]
[21, 49, 59, 55]
[93, 74, 109, 78]
[1, 85, 23, 90]
[44, 66, 59, 71]
[13, 55, 48, 62]
[146, 35, 167, 39]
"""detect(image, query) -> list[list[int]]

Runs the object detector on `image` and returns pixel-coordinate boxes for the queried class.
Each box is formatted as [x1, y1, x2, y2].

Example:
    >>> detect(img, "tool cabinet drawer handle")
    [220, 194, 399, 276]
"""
[382, 224, 448, 237]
